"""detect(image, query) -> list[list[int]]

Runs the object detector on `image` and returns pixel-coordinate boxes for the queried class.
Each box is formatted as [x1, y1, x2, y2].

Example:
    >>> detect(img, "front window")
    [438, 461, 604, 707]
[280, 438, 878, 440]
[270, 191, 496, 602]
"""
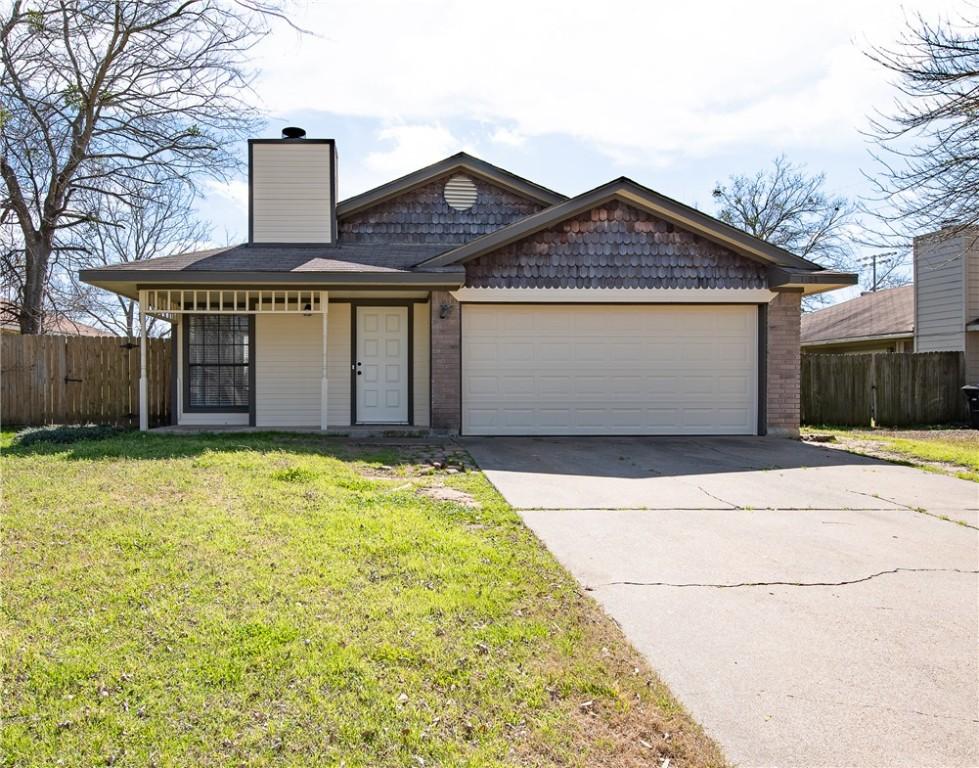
[186, 315, 250, 410]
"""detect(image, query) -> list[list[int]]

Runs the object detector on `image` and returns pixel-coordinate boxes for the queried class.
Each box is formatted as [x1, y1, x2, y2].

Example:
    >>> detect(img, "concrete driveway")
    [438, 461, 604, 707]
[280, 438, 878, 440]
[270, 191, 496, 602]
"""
[465, 437, 979, 768]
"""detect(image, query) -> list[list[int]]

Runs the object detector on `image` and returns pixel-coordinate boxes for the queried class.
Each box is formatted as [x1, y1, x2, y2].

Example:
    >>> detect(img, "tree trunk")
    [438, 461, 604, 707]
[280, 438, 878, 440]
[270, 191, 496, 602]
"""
[19, 237, 49, 334]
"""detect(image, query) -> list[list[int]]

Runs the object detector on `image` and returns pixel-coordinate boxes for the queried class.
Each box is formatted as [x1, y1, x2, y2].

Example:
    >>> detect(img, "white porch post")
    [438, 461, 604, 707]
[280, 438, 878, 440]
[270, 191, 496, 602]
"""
[138, 290, 148, 431]
[320, 291, 329, 430]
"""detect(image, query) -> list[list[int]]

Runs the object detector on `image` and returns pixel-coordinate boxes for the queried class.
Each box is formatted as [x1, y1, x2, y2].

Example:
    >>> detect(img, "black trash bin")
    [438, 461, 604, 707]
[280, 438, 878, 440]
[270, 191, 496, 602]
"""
[963, 385, 979, 429]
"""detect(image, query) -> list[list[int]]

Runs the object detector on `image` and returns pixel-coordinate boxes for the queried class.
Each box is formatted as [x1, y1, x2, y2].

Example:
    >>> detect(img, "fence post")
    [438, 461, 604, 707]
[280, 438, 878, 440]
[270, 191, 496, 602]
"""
[869, 354, 877, 428]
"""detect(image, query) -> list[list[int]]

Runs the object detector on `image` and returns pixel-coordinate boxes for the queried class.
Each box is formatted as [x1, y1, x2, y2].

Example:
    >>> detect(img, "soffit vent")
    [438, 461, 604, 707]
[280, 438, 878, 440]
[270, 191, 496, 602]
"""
[444, 174, 478, 211]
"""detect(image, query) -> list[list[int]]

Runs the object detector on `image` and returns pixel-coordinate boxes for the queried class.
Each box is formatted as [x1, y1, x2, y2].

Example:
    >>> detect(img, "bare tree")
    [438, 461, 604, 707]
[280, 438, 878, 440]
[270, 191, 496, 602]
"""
[0, 0, 286, 333]
[713, 156, 857, 305]
[64, 175, 210, 338]
[864, 6, 979, 234]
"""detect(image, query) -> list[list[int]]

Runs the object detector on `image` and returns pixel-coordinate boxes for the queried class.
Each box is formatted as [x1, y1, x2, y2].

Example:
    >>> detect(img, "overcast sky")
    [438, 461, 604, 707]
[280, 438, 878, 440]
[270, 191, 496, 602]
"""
[199, 0, 951, 296]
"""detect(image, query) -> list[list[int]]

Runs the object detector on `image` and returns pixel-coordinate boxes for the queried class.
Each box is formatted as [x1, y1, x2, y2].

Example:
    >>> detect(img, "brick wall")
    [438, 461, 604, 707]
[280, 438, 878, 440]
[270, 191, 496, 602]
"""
[430, 290, 460, 432]
[767, 290, 802, 437]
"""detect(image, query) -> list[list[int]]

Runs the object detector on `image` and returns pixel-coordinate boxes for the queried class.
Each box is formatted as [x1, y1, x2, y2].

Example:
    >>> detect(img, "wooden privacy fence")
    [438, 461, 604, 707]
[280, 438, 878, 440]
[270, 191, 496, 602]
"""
[801, 351, 967, 427]
[1, 334, 171, 428]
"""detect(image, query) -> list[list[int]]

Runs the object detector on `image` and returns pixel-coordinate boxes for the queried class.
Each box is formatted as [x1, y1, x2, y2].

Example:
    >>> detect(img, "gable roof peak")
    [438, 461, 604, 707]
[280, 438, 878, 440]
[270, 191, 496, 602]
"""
[336, 152, 566, 219]
[417, 175, 835, 273]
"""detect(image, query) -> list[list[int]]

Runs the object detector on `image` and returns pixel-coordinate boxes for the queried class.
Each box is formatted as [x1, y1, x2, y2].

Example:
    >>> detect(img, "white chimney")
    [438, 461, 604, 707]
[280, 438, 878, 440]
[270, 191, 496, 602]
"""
[248, 128, 336, 244]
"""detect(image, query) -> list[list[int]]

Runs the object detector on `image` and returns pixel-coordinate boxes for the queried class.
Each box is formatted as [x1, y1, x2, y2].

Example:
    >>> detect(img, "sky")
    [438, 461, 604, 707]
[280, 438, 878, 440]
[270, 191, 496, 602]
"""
[197, 0, 954, 300]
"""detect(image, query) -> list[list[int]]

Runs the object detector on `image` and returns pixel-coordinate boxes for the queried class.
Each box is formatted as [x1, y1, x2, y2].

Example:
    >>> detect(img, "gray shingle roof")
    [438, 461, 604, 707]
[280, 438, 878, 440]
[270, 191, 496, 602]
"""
[87, 242, 456, 274]
[801, 285, 914, 345]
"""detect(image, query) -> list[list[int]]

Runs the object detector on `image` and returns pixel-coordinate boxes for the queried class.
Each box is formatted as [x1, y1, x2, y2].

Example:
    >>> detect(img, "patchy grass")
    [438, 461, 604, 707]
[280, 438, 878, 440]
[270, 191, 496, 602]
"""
[1, 430, 724, 767]
[803, 426, 979, 483]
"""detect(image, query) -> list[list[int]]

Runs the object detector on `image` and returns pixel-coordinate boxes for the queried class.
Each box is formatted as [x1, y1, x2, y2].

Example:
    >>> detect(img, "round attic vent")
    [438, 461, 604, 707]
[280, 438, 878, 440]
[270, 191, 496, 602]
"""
[444, 174, 478, 211]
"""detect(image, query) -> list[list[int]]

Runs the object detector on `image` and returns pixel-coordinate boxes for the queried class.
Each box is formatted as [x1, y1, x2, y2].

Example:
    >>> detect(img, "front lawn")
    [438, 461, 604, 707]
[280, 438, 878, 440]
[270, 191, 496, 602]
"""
[1, 430, 723, 767]
[803, 426, 979, 482]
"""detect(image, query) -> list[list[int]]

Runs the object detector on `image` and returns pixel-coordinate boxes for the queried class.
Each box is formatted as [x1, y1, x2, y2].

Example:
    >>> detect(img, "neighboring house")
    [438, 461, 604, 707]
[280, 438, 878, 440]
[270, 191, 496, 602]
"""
[914, 227, 979, 384]
[80, 129, 856, 437]
[801, 285, 914, 354]
[0, 300, 112, 336]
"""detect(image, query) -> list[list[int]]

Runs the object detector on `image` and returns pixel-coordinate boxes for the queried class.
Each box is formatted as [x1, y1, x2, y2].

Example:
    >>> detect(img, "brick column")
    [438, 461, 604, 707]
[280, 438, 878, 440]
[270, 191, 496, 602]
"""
[766, 290, 802, 437]
[430, 290, 461, 433]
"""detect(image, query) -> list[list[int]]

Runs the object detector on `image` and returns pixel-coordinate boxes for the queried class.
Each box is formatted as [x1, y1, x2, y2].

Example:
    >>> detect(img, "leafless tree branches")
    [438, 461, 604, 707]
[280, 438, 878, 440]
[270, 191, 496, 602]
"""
[713, 156, 857, 305]
[864, 5, 979, 236]
[0, 0, 284, 333]
[67, 173, 210, 337]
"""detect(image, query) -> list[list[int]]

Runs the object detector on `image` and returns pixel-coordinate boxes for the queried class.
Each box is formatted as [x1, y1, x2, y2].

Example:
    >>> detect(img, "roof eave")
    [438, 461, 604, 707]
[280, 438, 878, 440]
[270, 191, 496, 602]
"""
[768, 267, 859, 295]
[79, 268, 466, 300]
[801, 331, 915, 347]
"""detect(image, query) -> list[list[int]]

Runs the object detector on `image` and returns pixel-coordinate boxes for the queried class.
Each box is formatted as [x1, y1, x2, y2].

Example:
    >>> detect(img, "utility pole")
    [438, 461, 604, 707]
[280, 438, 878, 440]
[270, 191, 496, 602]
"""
[857, 251, 898, 292]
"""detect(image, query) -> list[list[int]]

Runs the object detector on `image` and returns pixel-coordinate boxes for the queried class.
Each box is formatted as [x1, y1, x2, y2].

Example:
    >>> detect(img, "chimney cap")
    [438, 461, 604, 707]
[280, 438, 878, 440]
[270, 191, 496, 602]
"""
[281, 126, 306, 140]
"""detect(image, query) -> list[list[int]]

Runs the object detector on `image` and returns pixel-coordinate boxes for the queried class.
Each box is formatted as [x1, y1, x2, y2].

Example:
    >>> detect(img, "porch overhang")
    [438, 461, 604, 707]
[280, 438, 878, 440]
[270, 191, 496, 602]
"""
[78, 268, 466, 301]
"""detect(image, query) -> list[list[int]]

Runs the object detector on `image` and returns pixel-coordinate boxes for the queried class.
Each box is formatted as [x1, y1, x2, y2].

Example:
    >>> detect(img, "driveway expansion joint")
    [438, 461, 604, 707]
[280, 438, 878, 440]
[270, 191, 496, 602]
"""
[585, 568, 979, 591]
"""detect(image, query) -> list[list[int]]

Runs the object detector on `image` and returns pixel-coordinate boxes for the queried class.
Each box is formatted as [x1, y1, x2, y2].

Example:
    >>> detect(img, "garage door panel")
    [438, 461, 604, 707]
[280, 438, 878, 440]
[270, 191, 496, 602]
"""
[500, 375, 536, 396]
[462, 304, 758, 435]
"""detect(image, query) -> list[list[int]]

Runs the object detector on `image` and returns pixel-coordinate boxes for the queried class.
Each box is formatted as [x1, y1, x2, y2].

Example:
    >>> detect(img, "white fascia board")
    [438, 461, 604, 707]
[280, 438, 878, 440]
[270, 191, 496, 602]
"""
[451, 287, 777, 303]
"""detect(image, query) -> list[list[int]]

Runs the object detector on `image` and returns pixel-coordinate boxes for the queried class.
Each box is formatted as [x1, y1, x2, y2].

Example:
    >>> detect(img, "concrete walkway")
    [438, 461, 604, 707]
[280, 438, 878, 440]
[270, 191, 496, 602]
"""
[465, 437, 979, 768]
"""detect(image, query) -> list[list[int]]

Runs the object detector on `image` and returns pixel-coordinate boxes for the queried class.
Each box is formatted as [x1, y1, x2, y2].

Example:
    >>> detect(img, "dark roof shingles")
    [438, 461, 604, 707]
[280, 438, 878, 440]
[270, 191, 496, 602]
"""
[92, 242, 455, 274]
[801, 285, 914, 344]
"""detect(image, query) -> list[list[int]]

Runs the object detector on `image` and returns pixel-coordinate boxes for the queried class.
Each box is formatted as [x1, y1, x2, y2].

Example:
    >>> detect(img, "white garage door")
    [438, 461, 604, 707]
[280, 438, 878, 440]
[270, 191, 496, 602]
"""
[462, 304, 758, 435]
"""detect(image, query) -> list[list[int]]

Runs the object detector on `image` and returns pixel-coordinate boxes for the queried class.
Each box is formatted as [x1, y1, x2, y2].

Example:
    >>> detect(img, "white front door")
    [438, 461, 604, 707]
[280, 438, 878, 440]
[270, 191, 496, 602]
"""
[356, 306, 409, 424]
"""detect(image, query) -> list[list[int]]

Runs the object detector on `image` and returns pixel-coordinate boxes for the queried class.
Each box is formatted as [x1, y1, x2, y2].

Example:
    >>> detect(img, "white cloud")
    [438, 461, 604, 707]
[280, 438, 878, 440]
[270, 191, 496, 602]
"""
[254, 0, 945, 165]
[365, 124, 463, 176]
[490, 127, 527, 147]
[202, 179, 248, 208]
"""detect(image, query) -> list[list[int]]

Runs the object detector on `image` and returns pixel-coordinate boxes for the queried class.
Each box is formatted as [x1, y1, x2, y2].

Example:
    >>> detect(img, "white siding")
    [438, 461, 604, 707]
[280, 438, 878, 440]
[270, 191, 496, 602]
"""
[966, 231, 979, 321]
[327, 304, 351, 427]
[179, 412, 249, 427]
[251, 143, 333, 243]
[255, 310, 351, 428]
[255, 314, 321, 426]
[413, 302, 430, 426]
[914, 233, 965, 352]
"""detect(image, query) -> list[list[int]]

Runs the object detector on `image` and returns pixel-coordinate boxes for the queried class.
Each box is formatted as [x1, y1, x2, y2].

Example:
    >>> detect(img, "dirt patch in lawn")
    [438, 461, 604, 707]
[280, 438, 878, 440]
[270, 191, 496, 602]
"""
[804, 428, 978, 484]
[860, 428, 979, 446]
[348, 441, 476, 478]
[417, 483, 481, 509]
[814, 436, 963, 474]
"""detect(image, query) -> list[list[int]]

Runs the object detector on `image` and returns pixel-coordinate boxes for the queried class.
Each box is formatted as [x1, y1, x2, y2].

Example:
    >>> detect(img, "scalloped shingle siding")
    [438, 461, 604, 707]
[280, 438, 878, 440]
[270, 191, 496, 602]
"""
[465, 200, 767, 289]
[339, 174, 546, 244]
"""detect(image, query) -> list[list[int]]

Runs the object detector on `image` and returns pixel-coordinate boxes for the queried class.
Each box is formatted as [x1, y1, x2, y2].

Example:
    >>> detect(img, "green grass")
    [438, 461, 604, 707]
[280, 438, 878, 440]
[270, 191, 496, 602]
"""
[1, 430, 722, 767]
[876, 438, 979, 482]
[804, 427, 979, 482]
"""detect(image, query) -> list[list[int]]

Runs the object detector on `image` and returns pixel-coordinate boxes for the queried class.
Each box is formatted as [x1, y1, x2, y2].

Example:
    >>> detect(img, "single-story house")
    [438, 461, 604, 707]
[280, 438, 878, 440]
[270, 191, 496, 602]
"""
[801, 285, 914, 354]
[80, 129, 856, 437]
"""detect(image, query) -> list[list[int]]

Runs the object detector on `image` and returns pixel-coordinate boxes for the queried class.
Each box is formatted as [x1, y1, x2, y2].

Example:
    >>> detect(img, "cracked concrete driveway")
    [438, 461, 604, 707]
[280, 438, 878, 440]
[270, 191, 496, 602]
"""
[465, 436, 979, 768]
